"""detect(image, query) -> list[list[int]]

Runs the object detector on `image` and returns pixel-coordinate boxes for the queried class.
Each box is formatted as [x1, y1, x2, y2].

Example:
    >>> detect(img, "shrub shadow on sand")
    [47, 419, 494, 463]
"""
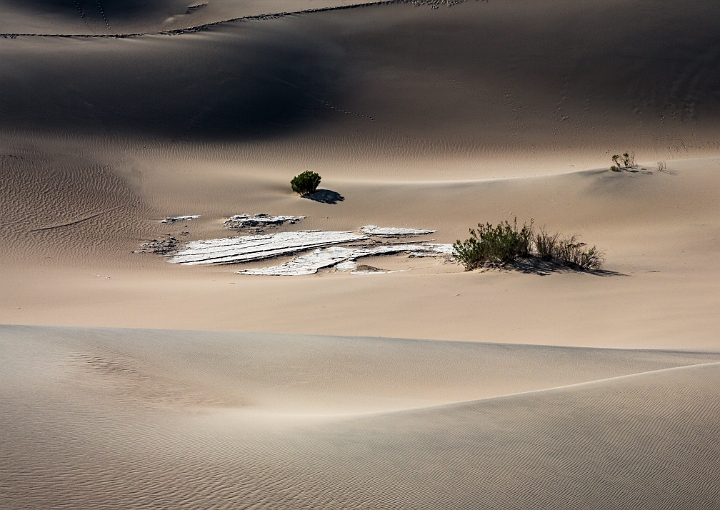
[509, 258, 626, 277]
[303, 189, 345, 204]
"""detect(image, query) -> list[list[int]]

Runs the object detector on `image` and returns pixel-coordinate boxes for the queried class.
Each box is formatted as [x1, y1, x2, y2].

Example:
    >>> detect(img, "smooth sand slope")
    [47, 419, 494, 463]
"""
[2, 325, 720, 509]
[1, 1, 720, 507]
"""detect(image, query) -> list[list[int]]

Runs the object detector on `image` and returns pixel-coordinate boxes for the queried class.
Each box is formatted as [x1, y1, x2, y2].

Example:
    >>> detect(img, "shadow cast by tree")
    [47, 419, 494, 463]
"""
[303, 189, 345, 204]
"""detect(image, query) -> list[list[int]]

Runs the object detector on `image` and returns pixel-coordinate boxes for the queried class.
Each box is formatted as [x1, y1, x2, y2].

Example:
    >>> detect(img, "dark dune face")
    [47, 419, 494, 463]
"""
[1, 0, 720, 144]
[1, 0, 188, 20]
[0, 23, 343, 140]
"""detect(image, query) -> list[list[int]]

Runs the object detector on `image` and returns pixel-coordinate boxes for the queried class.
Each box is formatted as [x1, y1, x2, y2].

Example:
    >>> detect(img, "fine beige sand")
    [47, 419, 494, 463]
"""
[1, 0, 720, 507]
[2, 325, 720, 508]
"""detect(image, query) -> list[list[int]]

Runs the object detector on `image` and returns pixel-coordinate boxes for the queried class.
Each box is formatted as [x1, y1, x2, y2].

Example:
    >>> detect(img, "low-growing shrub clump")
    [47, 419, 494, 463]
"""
[453, 219, 532, 269]
[553, 235, 604, 270]
[534, 228, 559, 261]
[453, 219, 604, 271]
[610, 152, 636, 172]
[291, 171, 321, 196]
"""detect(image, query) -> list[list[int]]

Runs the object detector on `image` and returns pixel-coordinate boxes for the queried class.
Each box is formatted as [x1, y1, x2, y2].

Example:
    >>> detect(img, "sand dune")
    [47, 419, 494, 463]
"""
[2, 0, 720, 153]
[1, 0, 719, 506]
[2, 156, 717, 348]
[0, 0, 382, 36]
[2, 326, 719, 508]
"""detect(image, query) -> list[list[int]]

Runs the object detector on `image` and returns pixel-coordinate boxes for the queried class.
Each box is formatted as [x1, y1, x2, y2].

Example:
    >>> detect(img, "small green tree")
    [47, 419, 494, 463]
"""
[291, 171, 322, 196]
[610, 152, 635, 172]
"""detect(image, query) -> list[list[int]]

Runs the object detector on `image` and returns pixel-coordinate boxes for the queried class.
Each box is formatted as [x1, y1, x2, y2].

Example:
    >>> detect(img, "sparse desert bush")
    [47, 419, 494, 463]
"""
[534, 228, 560, 261]
[291, 171, 321, 196]
[610, 152, 636, 172]
[554, 235, 604, 270]
[453, 218, 533, 269]
[454, 219, 604, 271]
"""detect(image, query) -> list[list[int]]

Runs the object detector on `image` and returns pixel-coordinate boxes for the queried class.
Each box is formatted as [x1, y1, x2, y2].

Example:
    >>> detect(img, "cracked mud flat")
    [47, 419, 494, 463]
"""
[237, 243, 452, 276]
[161, 215, 199, 224]
[168, 230, 367, 265]
[223, 214, 305, 229]
[361, 225, 436, 237]
[160, 214, 200, 223]
[167, 225, 450, 275]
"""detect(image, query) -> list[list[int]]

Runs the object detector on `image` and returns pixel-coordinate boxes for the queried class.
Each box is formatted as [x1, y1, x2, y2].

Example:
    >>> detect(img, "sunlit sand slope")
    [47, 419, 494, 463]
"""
[1, 326, 719, 508]
[2, 157, 717, 349]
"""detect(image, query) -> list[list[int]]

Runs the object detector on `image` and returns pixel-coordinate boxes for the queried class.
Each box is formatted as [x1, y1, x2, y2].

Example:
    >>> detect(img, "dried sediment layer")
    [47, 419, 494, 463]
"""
[161, 215, 199, 224]
[237, 243, 452, 275]
[223, 214, 305, 229]
[361, 225, 436, 237]
[168, 230, 367, 265]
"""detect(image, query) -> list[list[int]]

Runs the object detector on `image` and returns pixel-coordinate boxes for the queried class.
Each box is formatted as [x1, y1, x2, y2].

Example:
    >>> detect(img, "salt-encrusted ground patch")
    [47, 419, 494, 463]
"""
[223, 214, 305, 230]
[168, 231, 366, 266]
[138, 235, 180, 255]
[362, 225, 436, 237]
[237, 244, 452, 276]
[161, 215, 199, 224]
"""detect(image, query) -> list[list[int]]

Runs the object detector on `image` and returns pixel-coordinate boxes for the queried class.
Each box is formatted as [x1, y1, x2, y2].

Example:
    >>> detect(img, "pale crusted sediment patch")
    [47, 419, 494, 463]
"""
[362, 225, 436, 237]
[161, 215, 199, 224]
[223, 214, 305, 229]
[237, 243, 452, 276]
[168, 230, 367, 265]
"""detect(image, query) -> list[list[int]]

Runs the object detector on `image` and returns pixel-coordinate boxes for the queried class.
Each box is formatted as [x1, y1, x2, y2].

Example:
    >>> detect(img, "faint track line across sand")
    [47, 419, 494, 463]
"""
[28, 206, 122, 233]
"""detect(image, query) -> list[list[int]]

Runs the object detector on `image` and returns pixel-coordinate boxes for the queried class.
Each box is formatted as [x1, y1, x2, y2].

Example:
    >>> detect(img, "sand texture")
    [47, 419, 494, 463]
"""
[2, 325, 720, 509]
[1, 0, 720, 507]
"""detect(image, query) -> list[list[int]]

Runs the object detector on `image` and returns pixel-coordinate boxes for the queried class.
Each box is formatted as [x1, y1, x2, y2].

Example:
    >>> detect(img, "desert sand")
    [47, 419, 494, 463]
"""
[1, 0, 719, 507]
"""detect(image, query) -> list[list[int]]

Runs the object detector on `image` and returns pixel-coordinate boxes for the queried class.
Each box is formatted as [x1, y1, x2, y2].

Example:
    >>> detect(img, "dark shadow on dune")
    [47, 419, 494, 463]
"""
[303, 189, 345, 204]
[3, 0, 720, 143]
[0, 23, 343, 141]
[2, 0, 187, 19]
[501, 258, 626, 277]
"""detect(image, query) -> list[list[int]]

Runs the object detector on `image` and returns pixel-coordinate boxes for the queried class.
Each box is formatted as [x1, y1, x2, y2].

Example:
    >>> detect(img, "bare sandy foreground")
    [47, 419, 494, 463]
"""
[2, 324, 720, 508]
[1, 0, 720, 507]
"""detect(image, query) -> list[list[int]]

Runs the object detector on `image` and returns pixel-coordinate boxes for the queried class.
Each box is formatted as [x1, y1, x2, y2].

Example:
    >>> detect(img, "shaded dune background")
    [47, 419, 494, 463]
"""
[2, 326, 720, 509]
[0, 0, 381, 35]
[1, 0, 720, 150]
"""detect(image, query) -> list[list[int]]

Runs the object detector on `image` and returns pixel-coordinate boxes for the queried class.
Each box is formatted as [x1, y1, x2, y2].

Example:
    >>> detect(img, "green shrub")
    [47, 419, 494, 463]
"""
[453, 218, 533, 269]
[454, 219, 604, 271]
[611, 152, 635, 172]
[291, 171, 321, 196]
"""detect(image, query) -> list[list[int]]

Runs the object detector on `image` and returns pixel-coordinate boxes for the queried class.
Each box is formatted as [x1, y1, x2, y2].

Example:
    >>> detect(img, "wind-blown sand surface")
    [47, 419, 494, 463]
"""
[1, 0, 720, 507]
[2, 325, 720, 508]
